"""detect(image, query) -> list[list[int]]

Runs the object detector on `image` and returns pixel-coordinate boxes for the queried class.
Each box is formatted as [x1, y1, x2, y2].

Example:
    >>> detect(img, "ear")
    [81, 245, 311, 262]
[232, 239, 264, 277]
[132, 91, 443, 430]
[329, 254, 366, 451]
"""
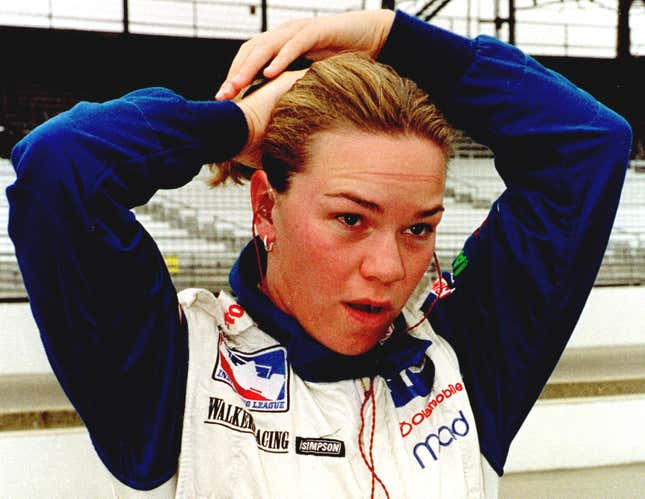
[250, 170, 276, 240]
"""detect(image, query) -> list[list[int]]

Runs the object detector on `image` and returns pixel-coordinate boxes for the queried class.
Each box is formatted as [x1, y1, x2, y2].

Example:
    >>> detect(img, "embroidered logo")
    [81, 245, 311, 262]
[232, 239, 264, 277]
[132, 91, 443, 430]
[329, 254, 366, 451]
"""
[398, 383, 464, 437]
[295, 437, 346, 457]
[213, 339, 289, 412]
[452, 250, 468, 277]
[205, 397, 289, 453]
[431, 277, 454, 298]
[224, 303, 245, 328]
[412, 410, 470, 469]
[386, 358, 435, 407]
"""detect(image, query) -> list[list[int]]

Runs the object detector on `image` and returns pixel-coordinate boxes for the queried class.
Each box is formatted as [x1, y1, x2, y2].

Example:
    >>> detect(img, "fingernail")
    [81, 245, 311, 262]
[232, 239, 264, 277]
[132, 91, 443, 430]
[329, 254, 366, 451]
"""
[215, 82, 232, 100]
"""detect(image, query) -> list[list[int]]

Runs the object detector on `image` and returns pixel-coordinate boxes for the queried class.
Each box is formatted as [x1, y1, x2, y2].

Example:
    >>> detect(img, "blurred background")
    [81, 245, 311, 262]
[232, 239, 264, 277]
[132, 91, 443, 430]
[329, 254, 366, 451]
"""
[0, 1, 643, 497]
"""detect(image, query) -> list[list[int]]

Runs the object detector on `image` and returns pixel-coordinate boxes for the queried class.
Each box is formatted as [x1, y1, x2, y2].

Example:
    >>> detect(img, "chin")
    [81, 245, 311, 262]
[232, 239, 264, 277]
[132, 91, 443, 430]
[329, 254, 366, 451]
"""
[332, 334, 383, 357]
[303, 316, 388, 356]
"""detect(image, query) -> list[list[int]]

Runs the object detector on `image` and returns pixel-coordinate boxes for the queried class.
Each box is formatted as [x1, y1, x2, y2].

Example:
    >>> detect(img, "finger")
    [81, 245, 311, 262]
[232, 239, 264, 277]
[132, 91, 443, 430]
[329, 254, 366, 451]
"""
[219, 23, 307, 99]
[226, 38, 255, 82]
[225, 24, 301, 82]
[218, 36, 278, 100]
[215, 42, 254, 100]
[231, 19, 312, 84]
[262, 27, 321, 78]
[217, 43, 281, 100]
[229, 43, 281, 89]
[230, 23, 308, 85]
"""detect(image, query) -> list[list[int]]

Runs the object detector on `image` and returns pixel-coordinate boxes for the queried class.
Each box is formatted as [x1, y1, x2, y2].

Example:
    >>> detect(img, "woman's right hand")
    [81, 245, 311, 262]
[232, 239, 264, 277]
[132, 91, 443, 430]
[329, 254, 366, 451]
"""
[233, 69, 307, 169]
[215, 9, 395, 101]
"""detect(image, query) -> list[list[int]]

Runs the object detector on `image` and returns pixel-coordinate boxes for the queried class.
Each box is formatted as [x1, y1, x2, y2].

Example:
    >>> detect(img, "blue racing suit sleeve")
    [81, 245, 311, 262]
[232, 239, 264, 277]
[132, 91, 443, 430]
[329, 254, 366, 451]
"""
[379, 11, 632, 474]
[6, 88, 248, 489]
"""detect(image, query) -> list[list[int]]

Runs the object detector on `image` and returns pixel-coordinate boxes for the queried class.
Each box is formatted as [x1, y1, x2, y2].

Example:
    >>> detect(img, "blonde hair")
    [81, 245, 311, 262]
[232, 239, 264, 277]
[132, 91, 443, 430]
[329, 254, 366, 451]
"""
[209, 52, 453, 191]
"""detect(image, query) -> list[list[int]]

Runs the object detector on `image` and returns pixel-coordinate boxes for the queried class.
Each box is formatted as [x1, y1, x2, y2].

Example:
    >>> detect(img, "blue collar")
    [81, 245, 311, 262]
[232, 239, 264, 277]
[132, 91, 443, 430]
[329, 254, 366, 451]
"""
[228, 239, 432, 382]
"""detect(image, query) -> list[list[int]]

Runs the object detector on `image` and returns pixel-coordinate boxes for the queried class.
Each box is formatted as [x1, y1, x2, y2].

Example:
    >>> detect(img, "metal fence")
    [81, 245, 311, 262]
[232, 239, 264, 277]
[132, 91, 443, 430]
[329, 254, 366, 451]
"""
[0, 0, 642, 56]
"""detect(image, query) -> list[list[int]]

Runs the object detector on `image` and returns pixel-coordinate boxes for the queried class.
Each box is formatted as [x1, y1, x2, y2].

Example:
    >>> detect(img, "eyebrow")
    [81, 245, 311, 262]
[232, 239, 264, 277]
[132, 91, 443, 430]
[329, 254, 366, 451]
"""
[325, 192, 444, 218]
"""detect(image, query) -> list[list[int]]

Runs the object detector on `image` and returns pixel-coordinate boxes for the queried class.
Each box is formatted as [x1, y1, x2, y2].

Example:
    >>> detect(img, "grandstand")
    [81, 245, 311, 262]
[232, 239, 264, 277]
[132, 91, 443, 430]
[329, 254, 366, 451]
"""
[3, 144, 644, 299]
[0, 159, 23, 299]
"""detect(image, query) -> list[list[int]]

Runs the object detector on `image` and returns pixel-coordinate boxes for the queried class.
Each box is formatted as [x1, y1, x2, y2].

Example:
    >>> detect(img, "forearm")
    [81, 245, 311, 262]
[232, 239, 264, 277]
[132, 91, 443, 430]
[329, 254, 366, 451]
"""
[10, 87, 247, 206]
[379, 10, 631, 169]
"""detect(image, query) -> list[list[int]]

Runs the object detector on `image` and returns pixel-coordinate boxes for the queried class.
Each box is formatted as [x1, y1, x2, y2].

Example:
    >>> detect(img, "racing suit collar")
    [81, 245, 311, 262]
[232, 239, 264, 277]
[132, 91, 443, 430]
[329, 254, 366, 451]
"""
[229, 239, 433, 382]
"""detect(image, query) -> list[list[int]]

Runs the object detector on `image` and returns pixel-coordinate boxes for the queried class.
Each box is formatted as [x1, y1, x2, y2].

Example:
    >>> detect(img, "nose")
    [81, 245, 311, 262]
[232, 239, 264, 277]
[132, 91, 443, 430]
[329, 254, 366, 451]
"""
[359, 234, 406, 284]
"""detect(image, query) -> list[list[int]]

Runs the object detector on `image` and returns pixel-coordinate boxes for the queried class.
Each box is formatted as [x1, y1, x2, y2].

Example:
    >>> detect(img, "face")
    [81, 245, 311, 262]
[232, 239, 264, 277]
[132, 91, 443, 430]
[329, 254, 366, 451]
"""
[261, 129, 446, 356]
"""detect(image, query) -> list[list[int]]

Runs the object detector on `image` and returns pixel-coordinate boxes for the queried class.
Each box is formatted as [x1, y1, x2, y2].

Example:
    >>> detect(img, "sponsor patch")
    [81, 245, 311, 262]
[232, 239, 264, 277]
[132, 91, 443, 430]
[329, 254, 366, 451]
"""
[224, 303, 245, 328]
[452, 250, 468, 277]
[213, 338, 289, 412]
[398, 383, 464, 437]
[205, 397, 289, 453]
[295, 437, 346, 457]
[431, 277, 454, 299]
[411, 410, 470, 469]
[386, 358, 435, 407]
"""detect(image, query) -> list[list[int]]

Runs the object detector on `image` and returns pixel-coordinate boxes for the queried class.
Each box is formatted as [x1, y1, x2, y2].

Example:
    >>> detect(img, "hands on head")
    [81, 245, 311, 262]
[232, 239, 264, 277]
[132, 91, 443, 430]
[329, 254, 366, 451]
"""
[216, 9, 395, 101]
[217, 9, 396, 168]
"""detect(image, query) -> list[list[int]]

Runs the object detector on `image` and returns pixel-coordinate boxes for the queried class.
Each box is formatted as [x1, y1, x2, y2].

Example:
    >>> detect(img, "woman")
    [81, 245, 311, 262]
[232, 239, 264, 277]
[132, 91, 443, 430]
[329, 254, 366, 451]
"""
[7, 8, 630, 499]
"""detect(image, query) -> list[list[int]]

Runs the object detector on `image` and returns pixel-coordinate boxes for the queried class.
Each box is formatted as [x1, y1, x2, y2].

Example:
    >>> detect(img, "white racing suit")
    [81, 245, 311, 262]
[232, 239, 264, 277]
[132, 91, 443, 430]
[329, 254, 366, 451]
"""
[175, 283, 498, 499]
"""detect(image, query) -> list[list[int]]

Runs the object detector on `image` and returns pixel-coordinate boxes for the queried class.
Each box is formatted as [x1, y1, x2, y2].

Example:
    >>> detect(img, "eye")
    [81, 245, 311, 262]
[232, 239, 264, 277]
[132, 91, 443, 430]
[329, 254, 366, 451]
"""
[404, 223, 433, 237]
[337, 214, 362, 227]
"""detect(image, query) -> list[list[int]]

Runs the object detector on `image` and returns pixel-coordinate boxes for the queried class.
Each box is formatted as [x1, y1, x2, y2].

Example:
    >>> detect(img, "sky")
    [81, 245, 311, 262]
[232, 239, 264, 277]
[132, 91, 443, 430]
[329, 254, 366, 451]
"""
[0, 0, 643, 57]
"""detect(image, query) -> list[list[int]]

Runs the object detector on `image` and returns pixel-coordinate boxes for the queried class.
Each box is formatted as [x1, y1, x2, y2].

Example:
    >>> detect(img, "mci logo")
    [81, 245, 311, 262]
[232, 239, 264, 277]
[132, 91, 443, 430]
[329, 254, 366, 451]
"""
[213, 340, 289, 412]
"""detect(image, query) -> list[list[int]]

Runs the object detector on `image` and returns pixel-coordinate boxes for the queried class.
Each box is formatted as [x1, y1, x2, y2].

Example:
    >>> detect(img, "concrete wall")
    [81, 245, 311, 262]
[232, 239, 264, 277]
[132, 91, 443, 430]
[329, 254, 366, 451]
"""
[2, 397, 645, 497]
[0, 428, 115, 498]
[3, 286, 644, 376]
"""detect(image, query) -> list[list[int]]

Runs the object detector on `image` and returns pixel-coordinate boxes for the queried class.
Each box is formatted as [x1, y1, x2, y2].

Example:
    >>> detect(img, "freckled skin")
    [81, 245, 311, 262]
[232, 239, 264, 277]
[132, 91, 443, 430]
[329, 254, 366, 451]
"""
[264, 129, 446, 355]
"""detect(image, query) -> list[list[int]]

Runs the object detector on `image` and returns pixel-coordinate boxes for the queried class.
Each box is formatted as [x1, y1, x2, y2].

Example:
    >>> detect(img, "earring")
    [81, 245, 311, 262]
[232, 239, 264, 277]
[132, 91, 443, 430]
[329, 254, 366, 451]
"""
[263, 235, 274, 253]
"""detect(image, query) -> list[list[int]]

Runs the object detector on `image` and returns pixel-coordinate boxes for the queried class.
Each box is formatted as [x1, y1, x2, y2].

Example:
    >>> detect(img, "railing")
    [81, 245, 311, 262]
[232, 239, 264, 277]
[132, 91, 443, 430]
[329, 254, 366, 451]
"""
[2, 1, 642, 56]
[422, 14, 630, 57]
[0, 0, 367, 39]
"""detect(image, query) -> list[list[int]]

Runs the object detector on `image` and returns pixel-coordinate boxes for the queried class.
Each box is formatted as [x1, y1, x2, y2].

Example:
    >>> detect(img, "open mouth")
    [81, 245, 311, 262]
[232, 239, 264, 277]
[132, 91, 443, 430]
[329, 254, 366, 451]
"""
[345, 302, 386, 314]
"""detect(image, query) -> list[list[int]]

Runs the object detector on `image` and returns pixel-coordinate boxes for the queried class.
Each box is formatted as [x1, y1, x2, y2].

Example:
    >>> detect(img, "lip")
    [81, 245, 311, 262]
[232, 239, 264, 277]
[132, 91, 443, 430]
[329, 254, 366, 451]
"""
[345, 298, 392, 311]
[342, 300, 393, 328]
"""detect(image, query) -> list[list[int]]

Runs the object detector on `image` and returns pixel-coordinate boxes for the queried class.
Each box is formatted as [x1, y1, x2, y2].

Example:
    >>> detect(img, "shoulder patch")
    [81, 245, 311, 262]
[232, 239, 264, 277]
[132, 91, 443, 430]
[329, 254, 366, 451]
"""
[452, 250, 468, 277]
[212, 337, 289, 412]
[432, 277, 454, 299]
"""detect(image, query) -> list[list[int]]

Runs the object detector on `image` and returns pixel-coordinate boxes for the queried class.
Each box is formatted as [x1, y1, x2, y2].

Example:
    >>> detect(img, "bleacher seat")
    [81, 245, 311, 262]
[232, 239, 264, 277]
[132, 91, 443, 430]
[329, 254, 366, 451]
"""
[1, 150, 644, 300]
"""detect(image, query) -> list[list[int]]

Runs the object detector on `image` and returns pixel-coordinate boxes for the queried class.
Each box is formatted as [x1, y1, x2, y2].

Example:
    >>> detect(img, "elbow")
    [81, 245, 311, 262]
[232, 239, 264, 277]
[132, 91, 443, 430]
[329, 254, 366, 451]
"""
[610, 112, 632, 151]
[600, 108, 633, 163]
[10, 115, 74, 185]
